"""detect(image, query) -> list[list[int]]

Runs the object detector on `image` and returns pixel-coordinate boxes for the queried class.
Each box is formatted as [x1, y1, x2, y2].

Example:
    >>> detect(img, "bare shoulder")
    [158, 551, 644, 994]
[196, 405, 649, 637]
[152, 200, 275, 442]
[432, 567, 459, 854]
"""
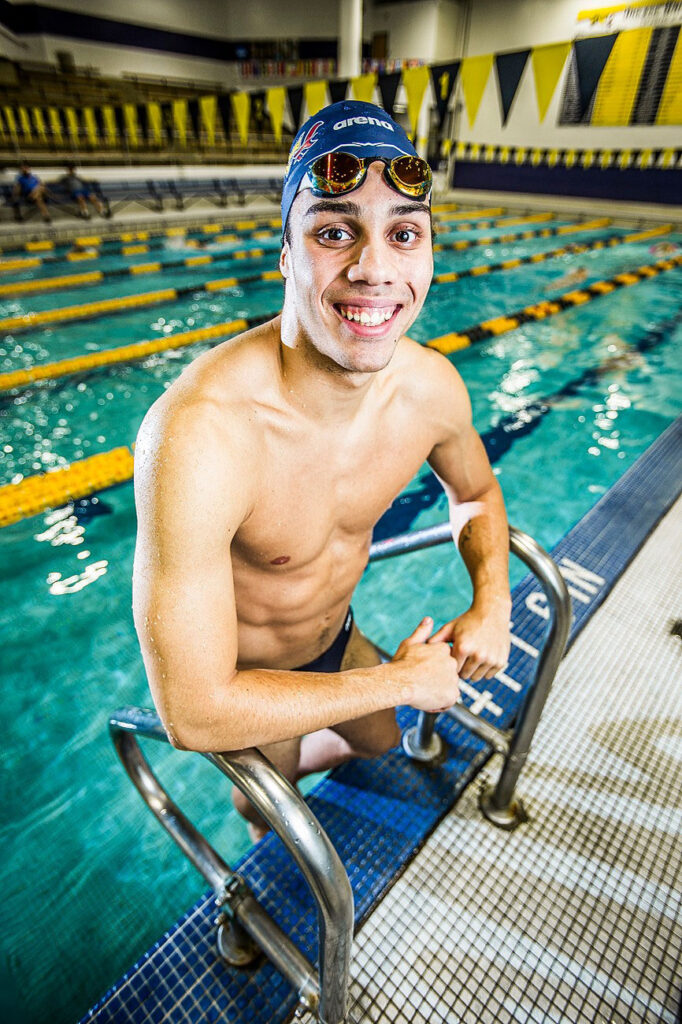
[392, 335, 472, 437]
[135, 318, 279, 525]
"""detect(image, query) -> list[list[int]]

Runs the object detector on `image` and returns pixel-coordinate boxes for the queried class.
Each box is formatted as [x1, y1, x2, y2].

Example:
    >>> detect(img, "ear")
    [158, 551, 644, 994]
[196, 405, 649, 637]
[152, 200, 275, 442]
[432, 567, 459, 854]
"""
[279, 240, 290, 280]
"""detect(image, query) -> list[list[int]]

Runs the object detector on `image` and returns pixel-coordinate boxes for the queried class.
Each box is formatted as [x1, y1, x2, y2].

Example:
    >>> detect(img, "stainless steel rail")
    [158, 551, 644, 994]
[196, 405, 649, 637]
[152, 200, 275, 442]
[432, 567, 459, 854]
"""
[369, 522, 572, 829]
[109, 706, 353, 1024]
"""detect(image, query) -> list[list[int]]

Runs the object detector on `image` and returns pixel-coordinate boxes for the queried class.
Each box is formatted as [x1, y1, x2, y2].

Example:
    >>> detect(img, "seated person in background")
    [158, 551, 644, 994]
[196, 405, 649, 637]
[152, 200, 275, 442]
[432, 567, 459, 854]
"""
[546, 265, 588, 292]
[133, 101, 512, 840]
[60, 164, 105, 218]
[13, 163, 51, 222]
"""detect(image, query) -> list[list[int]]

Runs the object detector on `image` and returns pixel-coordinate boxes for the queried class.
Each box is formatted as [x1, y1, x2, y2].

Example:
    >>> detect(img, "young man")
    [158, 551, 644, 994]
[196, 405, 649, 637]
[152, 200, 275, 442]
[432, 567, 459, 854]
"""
[133, 101, 511, 837]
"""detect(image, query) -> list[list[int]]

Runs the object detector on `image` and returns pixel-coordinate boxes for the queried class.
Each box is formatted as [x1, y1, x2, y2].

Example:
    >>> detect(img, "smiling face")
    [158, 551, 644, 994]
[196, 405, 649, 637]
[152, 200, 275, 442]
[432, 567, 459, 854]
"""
[279, 161, 434, 376]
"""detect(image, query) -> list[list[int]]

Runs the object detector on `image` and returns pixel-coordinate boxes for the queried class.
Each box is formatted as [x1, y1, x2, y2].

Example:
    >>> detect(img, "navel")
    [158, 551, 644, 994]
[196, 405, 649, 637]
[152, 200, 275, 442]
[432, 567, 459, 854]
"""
[270, 555, 291, 565]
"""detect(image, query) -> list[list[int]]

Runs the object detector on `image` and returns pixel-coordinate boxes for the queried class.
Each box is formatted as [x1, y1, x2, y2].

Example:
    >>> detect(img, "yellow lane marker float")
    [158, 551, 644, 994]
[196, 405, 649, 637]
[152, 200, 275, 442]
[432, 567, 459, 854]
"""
[0, 261, 283, 333]
[429, 252, 682, 355]
[434, 217, 612, 254]
[0, 318, 250, 392]
[0, 224, 671, 390]
[431, 225, 672, 287]
[2, 251, 681, 529]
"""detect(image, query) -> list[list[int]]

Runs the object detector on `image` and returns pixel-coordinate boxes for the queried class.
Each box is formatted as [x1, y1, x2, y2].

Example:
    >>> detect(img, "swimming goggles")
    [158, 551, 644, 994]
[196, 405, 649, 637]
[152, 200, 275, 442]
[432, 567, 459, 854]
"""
[306, 151, 432, 201]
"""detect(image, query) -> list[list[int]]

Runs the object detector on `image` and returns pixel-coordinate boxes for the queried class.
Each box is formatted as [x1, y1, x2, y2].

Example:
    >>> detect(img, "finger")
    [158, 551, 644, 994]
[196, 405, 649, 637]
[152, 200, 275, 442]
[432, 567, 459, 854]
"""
[404, 616, 433, 646]
[459, 655, 481, 680]
[427, 622, 453, 644]
[469, 662, 489, 683]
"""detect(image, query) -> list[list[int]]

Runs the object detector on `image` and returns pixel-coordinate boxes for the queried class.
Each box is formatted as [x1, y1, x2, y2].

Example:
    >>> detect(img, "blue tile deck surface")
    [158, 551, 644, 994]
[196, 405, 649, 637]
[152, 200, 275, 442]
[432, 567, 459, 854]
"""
[82, 417, 682, 1024]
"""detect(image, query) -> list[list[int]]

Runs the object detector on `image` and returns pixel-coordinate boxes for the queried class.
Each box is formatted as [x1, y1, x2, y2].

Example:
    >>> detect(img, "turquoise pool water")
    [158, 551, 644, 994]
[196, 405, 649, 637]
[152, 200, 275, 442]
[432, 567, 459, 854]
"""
[1, 213, 681, 1024]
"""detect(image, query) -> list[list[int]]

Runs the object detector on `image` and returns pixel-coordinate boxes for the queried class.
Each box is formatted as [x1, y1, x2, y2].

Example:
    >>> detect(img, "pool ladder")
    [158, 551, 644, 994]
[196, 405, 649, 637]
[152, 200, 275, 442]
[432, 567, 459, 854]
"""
[110, 522, 570, 1024]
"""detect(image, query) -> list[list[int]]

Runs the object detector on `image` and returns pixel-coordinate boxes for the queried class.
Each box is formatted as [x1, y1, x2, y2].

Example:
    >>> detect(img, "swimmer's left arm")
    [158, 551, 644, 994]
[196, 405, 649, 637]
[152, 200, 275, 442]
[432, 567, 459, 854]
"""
[423, 353, 511, 682]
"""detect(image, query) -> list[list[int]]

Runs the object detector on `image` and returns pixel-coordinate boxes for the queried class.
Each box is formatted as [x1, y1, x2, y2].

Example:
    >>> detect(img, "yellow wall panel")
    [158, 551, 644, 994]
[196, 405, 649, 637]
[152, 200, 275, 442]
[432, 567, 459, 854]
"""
[592, 27, 652, 125]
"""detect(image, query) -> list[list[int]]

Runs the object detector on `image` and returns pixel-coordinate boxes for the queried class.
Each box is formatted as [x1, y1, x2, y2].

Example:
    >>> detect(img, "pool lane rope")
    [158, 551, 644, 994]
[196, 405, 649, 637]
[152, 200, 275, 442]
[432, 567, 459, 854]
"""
[0, 215, 623, 335]
[1, 249, 681, 529]
[0, 225, 671, 394]
[0, 211, 588, 299]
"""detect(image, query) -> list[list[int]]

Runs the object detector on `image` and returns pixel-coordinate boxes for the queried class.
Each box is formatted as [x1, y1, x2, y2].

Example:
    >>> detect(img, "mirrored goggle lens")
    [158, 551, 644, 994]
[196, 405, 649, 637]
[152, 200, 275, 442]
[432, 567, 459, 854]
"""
[308, 153, 364, 193]
[389, 156, 432, 194]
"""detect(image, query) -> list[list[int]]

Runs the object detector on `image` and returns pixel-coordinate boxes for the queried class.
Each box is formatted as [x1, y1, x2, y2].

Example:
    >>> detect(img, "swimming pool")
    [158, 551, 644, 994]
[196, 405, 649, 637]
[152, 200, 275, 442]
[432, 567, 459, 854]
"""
[1, 208, 680, 1023]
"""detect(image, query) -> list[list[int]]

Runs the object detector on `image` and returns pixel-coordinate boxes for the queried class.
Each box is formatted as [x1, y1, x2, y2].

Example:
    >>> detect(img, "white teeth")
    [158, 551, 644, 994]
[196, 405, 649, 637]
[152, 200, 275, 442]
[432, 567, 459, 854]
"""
[340, 306, 395, 326]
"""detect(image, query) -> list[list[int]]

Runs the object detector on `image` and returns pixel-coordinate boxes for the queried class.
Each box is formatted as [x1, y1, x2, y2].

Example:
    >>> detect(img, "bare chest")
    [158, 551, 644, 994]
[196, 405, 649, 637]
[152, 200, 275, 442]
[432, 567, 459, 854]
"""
[233, 417, 433, 571]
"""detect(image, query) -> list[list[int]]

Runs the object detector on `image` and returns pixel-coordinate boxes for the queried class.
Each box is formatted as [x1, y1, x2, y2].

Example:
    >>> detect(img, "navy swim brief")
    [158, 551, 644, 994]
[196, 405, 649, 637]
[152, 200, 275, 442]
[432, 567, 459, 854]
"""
[295, 609, 353, 672]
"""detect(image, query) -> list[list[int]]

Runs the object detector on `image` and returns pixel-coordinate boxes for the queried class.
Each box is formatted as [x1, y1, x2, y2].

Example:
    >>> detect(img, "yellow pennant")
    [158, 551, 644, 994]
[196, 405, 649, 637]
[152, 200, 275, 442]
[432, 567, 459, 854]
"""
[147, 102, 162, 145]
[656, 26, 682, 125]
[123, 104, 139, 147]
[102, 106, 117, 145]
[173, 99, 188, 146]
[531, 42, 571, 122]
[32, 107, 47, 142]
[64, 107, 79, 140]
[48, 107, 63, 144]
[18, 106, 32, 141]
[304, 81, 328, 117]
[351, 72, 377, 103]
[82, 107, 98, 145]
[402, 66, 431, 138]
[592, 27, 652, 125]
[3, 106, 17, 137]
[231, 92, 250, 146]
[460, 54, 494, 127]
[266, 87, 286, 144]
[200, 95, 216, 147]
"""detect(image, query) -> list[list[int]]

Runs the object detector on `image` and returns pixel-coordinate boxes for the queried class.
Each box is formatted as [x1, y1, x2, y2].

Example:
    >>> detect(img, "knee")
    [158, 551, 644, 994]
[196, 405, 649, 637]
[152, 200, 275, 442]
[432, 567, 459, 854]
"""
[353, 721, 401, 760]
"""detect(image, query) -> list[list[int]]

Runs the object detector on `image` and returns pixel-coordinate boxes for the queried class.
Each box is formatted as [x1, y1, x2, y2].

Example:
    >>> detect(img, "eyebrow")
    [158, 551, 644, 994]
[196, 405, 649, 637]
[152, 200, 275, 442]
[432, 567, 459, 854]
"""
[304, 199, 432, 219]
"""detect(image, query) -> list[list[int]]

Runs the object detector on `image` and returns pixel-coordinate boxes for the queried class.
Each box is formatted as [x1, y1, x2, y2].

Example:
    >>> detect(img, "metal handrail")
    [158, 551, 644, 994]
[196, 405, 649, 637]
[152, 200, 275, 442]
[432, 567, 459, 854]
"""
[109, 706, 353, 1024]
[369, 521, 572, 829]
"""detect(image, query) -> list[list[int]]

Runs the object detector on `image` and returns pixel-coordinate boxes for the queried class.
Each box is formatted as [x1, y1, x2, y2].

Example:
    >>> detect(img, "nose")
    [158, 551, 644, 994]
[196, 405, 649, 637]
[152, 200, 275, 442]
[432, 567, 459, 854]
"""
[346, 233, 396, 287]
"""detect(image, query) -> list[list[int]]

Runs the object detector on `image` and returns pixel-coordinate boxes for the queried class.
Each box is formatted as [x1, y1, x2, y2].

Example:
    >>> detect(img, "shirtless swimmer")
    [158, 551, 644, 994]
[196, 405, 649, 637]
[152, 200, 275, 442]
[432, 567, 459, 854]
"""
[132, 101, 512, 838]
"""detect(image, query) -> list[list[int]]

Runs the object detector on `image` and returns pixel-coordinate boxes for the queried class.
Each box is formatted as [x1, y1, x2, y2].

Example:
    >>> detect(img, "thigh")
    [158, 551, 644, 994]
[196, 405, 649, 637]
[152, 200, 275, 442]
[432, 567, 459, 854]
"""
[255, 735, 301, 782]
[334, 621, 399, 753]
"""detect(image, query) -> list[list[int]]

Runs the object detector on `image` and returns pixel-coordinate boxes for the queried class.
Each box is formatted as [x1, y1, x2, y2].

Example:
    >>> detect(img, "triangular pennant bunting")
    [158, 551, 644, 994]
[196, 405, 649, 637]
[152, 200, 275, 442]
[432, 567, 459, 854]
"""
[287, 85, 304, 129]
[135, 103, 149, 143]
[304, 81, 328, 118]
[430, 61, 460, 130]
[266, 87, 286, 143]
[187, 98, 201, 141]
[378, 71, 401, 117]
[351, 72, 377, 103]
[172, 99, 188, 146]
[402, 65, 431, 138]
[123, 104, 138, 147]
[82, 107, 98, 146]
[231, 92, 250, 146]
[200, 95, 216, 146]
[147, 102, 162, 145]
[573, 33, 618, 120]
[495, 49, 530, 125]
[531, 42, 571, 122]
[460, 54, 494, 127]
[216, 94, 231, 139]
[656, 25, 682, 124]
[328, 79, 349, 105]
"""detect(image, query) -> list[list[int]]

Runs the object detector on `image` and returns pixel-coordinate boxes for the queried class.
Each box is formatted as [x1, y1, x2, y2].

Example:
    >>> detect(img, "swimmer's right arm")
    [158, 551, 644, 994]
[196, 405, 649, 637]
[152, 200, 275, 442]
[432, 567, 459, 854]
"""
[132, 397, 461, 752]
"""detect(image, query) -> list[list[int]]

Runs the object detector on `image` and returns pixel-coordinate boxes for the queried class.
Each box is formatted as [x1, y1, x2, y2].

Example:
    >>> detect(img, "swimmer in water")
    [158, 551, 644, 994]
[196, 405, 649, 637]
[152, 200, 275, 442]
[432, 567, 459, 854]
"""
[649, 241, 678, 258]
[546, 266, 588, 292]
[133, 101, 512, 840]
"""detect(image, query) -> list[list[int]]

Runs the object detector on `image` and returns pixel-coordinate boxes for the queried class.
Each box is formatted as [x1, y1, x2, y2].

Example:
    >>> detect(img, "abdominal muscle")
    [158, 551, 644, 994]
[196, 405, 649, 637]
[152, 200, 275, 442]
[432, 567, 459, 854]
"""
[231, 532, 372, 670]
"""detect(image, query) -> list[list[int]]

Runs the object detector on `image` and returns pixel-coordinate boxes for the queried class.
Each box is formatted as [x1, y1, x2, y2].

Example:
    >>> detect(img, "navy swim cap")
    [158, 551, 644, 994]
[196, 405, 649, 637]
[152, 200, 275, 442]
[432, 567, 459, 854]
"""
[281, 100, 421, 235]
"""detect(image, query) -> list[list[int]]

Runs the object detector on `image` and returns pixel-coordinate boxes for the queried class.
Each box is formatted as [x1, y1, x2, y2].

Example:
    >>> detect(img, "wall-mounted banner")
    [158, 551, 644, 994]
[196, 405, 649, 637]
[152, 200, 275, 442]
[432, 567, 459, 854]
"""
[102, 106, 117, 146]
[287, 85, 303, 132]
[187, 98, 201, 143]
[172, 98, 188, 147]
[656, 25, 682, 124]
[328, 78, 349, 105]
[577, 0, 682, 32]
[123, 104, 139, 147]
[82, 107, 98, 146]
[147, 101, 162, 145]
[216, 93, 231, 141]
[460, 53, 494, 127]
